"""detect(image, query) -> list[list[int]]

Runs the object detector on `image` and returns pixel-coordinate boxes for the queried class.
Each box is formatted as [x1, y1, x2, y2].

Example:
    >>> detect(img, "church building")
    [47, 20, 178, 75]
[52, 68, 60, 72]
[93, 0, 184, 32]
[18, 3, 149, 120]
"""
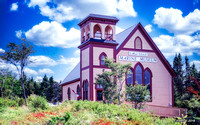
[60, 14, 177, 111]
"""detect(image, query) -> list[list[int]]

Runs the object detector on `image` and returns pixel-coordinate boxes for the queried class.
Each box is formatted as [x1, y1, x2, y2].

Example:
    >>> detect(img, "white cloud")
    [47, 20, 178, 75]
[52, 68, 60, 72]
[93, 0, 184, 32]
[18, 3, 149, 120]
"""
[0, 61, 38, 76]
[28, 0, 50, 7]
[58, 55, 79, 69]
[15, 30, 23, 38]
[153, 8, 200, 35]
[153, 35, 200, 57]
[27, 0, 137, 23]
[25, 21, 80, 48]
[116, 26, 125, 34]
[24, 68, 38, 76]
[190, 60, 200, 71]
[29, 55, 57, 67]
[74, 50, 80, 56]
[144, 24, 152, 33]
[0, 48, 5, 54]
[35, 76, 43, 82]
[10, 2, 18, 11]
[38, 68, 54, 74]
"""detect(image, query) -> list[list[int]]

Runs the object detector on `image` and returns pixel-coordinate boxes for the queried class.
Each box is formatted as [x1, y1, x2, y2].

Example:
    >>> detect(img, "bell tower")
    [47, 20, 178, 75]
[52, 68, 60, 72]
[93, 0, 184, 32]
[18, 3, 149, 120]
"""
[78, 14, 119, 101]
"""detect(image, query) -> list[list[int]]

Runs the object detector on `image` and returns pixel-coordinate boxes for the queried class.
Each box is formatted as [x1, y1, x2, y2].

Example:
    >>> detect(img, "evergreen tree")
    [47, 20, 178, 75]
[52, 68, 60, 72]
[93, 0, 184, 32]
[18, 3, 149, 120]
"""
[184, 56, 191, 89]
[173, 53, 184, 97]
[46, 76, 54, 102]
[40, 75, 49, 97]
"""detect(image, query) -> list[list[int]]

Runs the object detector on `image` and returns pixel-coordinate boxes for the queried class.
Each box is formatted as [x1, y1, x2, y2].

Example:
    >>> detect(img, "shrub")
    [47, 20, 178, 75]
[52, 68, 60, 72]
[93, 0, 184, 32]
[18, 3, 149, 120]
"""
[48, 112, 71, 124]
[27, 94, 49, 112]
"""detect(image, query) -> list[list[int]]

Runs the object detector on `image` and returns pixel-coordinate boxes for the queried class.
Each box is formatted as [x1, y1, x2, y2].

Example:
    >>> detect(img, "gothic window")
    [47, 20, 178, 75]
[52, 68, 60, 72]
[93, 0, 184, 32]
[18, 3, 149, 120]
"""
[83, 80, 88, 100]
[135, 64, 143, 85]
[99, 53, 107, 66]
[135, 37, 142, 49]
[67, 87, 71, 100]
[77, 85, 80, 100]
[127, 69, 133, 85]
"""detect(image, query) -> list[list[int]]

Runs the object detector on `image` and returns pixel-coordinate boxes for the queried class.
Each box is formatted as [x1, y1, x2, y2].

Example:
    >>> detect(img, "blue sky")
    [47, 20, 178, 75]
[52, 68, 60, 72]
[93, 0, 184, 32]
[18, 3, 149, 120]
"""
[0, 0, 200, 82]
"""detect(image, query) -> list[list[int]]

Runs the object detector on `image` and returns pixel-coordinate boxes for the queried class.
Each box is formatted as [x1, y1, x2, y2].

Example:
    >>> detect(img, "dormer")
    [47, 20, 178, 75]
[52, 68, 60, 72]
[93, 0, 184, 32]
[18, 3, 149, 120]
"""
[78, 14, 119, 43]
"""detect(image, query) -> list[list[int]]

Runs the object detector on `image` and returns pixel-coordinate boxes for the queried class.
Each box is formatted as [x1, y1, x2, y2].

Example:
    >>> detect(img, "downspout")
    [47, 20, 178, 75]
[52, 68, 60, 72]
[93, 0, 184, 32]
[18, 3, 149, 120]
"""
[169, 74, 172, 107]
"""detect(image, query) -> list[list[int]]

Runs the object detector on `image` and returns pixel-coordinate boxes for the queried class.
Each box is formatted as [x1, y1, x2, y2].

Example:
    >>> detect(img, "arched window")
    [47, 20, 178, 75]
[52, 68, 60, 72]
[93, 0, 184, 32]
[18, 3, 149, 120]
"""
[144, 68, 152, 101]
[77, 85, 80, 100]
[67, 87, 71, 100]
[81, 28, 85, 42]
[83, 80, 88, 100]
[99, 53, 107, 66]
[86, 25, 90, 40]
[135, 37, 142, 49]
[94, 24, 102, 39]
[135, 64, 143, 85]
[105, 25, 113, 40]
[127, 69, 133, 85]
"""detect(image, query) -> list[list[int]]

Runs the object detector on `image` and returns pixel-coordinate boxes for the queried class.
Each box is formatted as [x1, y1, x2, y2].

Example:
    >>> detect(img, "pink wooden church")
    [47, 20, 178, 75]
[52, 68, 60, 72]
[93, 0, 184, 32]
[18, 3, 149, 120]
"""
[60, 14, 186, 117]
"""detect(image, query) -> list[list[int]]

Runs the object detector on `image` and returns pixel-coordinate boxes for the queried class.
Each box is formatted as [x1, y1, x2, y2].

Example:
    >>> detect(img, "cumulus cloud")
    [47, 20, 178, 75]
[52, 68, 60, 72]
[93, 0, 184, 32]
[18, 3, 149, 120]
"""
[27, 0, 137, 23]
[29, 55, 57, 67]
[38, 68, 54, 74]
[144, 24, 152, 33]
[25, 21, 80, 48]
[15, 30, 23, 38]
[74, 50, 80, 56]
[0, 48, 5, 54]
[190, 60, 200, 71]
[58, 55, 79, 69]
[35, 76, 43, 82]
[24, 68, 38, 76]
[153, 7, 200, 35]
[153, 35, 200, 57]
[0, 61, 38, 76]
[116, 26, 125, 34]
[10, 2, 18, 11]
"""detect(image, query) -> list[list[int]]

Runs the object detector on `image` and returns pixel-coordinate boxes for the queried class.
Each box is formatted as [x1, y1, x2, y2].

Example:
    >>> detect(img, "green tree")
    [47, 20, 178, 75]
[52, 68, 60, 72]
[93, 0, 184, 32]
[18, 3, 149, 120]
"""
[46, 76, 54, 102]
[96, 69, 117, 104]
[40, 75, 49, 97]
[126, 83, 150, 109]
[173, 53, 184, 97]
[95, 58, 131, 104]
[1, 39, 35, 104]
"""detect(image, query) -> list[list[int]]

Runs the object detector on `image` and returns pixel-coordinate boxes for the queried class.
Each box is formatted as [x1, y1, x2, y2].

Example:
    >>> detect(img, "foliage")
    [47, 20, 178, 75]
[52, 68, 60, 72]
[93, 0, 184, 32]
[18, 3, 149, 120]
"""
[95, 58, 131, 104]
[1, 39, 35, 105]
[47, 100, 180, 125]
[126, 83, 150, 109]
[27, 94, 49, 112]
[173, 53, 200, 117]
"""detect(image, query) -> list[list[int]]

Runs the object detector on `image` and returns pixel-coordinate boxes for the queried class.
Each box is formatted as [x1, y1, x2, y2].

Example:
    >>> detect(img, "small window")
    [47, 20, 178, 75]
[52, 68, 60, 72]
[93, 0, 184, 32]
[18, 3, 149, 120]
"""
[97, 84, 103, 89]
[83, 80, 88, 100]
[86, 25, 90, 40]
[94, 24, 102, 39]
[135, 37, 142, 49]
[77, 85, 80, 100]
[67, 88, 71, 100]
[99, 53, 107, 66]
[135, 65, 142, 85]
[105, 25, 113, 40]
[127, 69, 133, 85]
[101, 55, 105, 65]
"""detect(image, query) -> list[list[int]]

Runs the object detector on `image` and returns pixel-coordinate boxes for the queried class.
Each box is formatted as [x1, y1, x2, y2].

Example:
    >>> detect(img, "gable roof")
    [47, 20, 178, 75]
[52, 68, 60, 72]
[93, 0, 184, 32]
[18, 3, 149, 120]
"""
[60, 62, 80, 85]
[116, 23, 176, 76]
[116, 25, 136, 49]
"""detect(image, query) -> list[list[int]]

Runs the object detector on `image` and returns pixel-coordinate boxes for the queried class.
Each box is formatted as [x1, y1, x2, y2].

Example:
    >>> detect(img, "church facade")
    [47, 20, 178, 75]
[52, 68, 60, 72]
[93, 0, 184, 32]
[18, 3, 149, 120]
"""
[60, 14, 176, 107]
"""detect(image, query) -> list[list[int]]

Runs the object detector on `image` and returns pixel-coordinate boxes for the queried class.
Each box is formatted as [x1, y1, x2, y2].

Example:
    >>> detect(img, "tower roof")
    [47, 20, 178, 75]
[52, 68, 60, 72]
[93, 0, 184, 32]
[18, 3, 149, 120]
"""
[78, 14, 119, 27]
